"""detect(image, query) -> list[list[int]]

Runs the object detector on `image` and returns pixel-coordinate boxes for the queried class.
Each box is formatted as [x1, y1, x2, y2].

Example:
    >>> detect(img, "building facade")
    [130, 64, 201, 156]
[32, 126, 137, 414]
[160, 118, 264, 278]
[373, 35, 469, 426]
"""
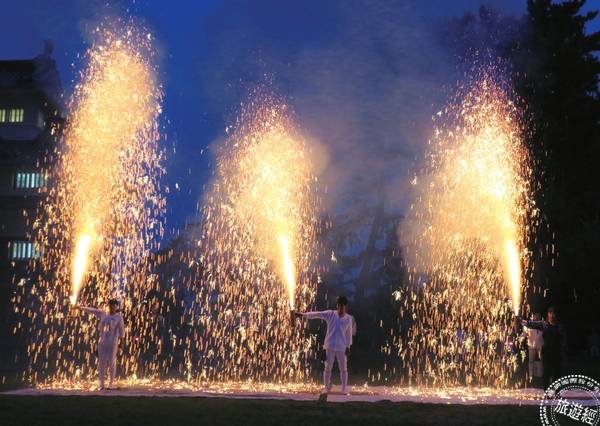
[0, 45, 62, 364]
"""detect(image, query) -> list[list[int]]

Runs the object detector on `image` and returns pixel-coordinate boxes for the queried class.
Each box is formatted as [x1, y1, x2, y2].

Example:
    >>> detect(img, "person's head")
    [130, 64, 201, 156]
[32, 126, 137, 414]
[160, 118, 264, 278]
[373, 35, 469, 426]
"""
[533, 312, 541, 321]
[336, 296, 348, 315]
[547, 306, 556, 324]
[108, 299, 120, 315]
[151, 298, 160, 313]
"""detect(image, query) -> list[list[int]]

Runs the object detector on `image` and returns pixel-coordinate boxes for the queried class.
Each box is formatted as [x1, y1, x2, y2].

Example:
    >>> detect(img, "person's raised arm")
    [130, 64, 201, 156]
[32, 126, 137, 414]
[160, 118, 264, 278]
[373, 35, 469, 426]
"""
[522, 319, 547, 331]
[294, 310, 328, 321]
[75, 305, 104, 318]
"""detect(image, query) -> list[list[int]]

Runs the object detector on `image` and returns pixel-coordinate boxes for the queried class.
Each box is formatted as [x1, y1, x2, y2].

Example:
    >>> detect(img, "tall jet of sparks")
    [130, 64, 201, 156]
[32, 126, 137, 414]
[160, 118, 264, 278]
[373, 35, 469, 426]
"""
[65, 27, 162, 305]
[279, 235, 297, 309]
[70, 234, 92, 304]
[18, 21, 165, 385]
[395, 70, 535, 387]
[193, 90, 320, 382]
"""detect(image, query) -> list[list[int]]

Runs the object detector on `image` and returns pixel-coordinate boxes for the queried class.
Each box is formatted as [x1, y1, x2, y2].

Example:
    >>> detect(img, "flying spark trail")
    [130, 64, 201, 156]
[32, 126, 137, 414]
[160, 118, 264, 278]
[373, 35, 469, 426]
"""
[190, 90, 320, 382]
[392, 69, 536, 387]
[15, 21, 165, 385]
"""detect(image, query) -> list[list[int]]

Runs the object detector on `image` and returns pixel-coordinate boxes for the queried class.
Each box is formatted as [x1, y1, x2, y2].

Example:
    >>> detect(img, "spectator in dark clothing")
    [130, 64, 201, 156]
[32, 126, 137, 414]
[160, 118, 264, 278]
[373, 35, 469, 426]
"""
[519, 306, 565, 389]
[589, 329, 599, 358]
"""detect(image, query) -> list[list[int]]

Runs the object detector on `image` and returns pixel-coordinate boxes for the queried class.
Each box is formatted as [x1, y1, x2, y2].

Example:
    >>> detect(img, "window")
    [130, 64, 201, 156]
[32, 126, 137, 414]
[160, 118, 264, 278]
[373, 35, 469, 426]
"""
[14, 171, 46, 189]
[8, 108, 24, 123]
[9, 241, 39, 260]
[0, 109, 5, 122]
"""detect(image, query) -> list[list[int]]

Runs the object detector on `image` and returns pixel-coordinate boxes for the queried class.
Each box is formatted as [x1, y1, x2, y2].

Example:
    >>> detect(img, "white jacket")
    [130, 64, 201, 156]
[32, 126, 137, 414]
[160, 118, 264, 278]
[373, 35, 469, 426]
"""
[303, 310, 353, 351]
[81, 307, 125, 348]
[527, 327, 543, 350]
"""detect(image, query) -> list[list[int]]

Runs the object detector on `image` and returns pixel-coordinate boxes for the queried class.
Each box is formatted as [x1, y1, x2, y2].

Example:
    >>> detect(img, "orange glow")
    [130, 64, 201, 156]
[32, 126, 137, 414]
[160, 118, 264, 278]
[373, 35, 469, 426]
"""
[21, 21, 165, 385]
[504, 239, 521, 315]
[195, 91, 320, 381]
[396, 71, 535, 387]
[70, 233, 93, 305]
[278, 234, 296, 309]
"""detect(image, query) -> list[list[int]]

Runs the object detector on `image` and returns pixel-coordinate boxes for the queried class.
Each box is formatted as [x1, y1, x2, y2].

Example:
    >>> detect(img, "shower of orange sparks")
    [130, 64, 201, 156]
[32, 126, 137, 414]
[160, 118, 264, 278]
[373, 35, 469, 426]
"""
[395, 69, 536, 387]
[210, 96, 314, 311]
[194, 90, 320, 382]
[65, 31, 160, 306]
[19, 20, 165, 385]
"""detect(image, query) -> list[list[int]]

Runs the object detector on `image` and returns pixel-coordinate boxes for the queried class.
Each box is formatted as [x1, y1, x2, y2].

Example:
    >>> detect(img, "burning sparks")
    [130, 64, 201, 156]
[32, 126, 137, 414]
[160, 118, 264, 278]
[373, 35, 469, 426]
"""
[278, 235, 297, 310]
[30, 378, 544, 405]
[59, 26, 164, 306]
[17, 21, 165, 384]
[504, 239, 521, 315]
[10, 20, 541, 394]
[192, 90, 320, 381]
[70, 234, 93, 305]
[394, 70, 535, 387]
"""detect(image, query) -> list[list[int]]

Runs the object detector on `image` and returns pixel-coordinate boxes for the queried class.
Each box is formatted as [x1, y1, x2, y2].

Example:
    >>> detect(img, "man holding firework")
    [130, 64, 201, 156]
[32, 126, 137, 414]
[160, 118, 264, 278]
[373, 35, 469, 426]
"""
[73, 299, 125, 390]
[293, 296, 353, 394]
[519, 306, 565, 389]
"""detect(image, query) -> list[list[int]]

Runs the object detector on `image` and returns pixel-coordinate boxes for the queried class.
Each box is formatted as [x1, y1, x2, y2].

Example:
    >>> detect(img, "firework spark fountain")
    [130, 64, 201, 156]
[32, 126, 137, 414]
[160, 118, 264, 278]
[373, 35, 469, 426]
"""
[15, 21, 165, 384]
[191, 91, 320, 382]
[393, 70, 535, 387]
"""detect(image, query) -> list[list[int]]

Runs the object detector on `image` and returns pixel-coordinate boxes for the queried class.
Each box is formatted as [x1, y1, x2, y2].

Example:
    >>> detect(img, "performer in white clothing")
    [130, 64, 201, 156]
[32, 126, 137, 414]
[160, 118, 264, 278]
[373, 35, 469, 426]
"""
[293, 296, 353, 394]
[73, 299, 125, 390]
[525, 312, 544, 380]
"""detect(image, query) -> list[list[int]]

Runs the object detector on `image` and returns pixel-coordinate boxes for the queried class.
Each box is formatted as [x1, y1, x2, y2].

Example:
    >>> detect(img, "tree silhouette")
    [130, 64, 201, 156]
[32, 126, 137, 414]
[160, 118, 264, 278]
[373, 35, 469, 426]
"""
[512, 0, 600, 349]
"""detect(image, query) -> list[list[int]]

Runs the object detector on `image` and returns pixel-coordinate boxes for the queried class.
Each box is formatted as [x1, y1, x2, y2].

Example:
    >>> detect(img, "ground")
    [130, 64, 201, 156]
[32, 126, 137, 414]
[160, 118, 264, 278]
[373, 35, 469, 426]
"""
[0, 395, 540, 426]
[2, 357, 598, 426]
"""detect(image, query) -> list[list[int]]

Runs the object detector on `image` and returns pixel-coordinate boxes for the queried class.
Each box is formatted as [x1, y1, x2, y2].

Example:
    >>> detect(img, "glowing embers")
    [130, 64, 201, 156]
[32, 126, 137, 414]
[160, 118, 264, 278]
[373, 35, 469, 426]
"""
[278, 234, 296, 310]
[64, 24, 163, 306]
[70, 233, 94, 305]
[30, 379, 543, 405]
[195, 91, 320, 381]
[396, 70, 535, 387]
[21, 20, 165, 385]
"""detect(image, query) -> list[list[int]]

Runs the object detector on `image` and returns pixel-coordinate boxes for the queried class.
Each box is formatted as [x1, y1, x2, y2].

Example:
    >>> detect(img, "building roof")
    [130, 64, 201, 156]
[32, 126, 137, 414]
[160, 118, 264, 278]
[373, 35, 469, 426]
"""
[0, 43, 63, 165]
[0, 42, 63, 110]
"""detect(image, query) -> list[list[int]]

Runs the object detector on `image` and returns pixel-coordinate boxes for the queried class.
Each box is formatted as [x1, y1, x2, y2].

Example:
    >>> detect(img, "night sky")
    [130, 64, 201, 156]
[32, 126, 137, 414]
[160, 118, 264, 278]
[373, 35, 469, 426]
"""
[1, 0, 598, 241]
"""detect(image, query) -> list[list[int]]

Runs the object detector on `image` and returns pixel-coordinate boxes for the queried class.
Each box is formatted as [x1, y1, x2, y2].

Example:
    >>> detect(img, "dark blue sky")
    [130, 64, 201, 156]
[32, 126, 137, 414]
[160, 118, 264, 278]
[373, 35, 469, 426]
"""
[1, 0, 598, 241]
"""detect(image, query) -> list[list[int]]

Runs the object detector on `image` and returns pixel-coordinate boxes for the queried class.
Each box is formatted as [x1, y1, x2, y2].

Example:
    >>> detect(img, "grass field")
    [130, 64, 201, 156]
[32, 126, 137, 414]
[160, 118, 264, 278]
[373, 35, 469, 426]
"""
[0, 395, 539, 426]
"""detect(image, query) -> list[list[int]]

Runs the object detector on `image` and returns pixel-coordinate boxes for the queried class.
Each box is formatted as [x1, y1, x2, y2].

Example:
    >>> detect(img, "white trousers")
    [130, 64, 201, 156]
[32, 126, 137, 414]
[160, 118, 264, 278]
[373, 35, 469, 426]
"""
[98, 342, 118, 389]
[324, 349, 348, 392]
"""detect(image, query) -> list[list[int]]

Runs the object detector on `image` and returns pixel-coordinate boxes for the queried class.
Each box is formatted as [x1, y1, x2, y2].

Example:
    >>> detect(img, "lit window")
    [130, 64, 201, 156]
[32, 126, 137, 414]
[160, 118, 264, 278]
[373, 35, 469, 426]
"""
[0, 109, 5, 122]
[15, 171, 47, 189]
[9, 241, 39, 260]
[8, 108, 24, 123]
